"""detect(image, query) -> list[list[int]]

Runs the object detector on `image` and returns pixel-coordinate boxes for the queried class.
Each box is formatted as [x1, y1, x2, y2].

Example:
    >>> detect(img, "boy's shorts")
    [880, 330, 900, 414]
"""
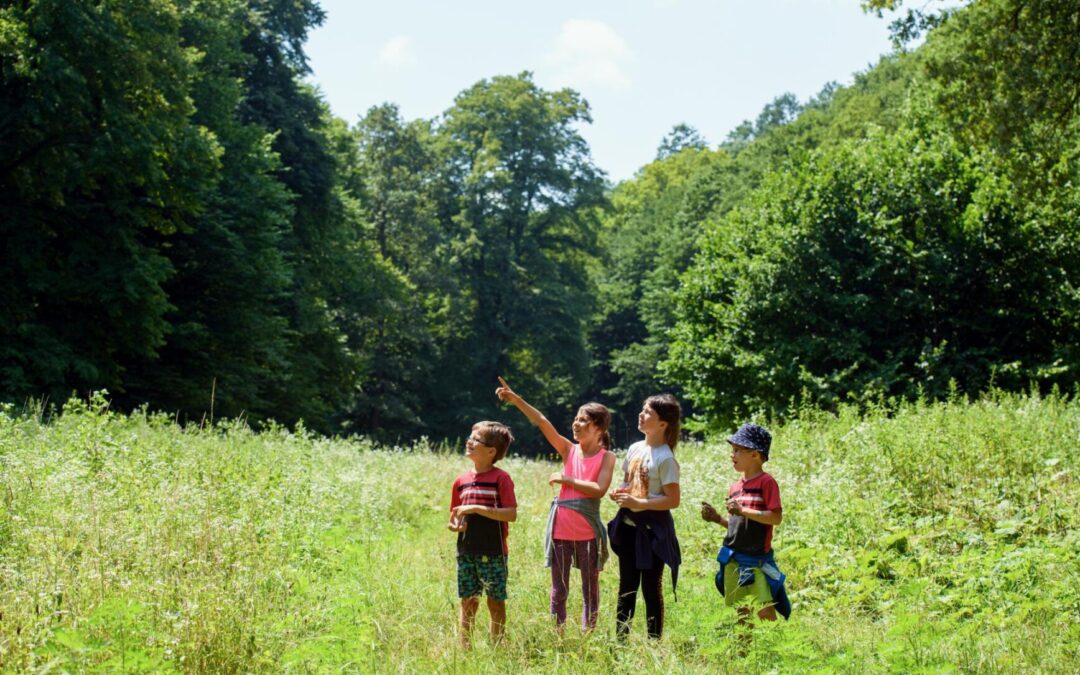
[457, 554, 508, 600]
[718, 563, 773, 608]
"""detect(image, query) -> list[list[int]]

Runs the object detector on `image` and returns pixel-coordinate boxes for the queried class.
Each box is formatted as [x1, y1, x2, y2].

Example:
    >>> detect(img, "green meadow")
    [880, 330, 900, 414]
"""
[1, 391, 1077, 673]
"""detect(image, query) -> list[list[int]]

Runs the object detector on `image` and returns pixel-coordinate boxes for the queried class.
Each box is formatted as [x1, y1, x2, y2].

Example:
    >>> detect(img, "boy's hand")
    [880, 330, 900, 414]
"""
[495, 376, 516, 402]
[447, 515, 467, 532]
[725, 497, 744, 516]
[453, 504, 487, 518]
[702, 501, 728, 526]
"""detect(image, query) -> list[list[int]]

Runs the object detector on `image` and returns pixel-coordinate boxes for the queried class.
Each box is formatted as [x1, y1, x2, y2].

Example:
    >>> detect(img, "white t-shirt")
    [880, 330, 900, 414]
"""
[621, 440, 679, 511]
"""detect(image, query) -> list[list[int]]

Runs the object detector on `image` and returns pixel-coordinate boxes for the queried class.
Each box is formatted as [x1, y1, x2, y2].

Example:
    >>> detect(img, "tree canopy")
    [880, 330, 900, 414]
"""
[2, 0, 1077, 444]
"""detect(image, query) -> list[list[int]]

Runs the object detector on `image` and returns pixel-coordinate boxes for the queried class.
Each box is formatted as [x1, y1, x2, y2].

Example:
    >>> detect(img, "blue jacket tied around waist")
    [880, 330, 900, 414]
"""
[716, 545, 792, 619]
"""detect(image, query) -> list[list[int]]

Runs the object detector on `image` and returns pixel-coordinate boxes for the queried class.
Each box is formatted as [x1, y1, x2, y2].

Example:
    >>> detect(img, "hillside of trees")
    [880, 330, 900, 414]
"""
[2, 0, 1078, 449]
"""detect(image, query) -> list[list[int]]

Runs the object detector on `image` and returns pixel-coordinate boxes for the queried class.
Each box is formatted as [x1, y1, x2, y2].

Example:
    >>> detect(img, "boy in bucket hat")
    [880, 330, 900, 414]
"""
[701, 423, 791, 627]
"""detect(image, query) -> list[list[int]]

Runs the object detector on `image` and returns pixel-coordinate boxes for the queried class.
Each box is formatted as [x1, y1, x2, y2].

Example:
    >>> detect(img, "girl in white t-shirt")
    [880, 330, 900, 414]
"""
[608, 394, 682, 640]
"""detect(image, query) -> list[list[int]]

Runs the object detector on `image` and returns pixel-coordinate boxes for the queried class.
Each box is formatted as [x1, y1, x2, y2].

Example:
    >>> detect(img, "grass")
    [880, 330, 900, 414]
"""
[0, 390, 1077, 672]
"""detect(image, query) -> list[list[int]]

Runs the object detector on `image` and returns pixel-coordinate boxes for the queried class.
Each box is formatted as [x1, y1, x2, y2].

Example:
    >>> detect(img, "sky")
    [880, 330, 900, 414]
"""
[304, 0, 901, 183]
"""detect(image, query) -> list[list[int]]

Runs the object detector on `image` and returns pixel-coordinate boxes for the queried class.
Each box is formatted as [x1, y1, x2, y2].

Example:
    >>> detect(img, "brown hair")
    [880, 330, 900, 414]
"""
[473, 421, 514, 462]
[644, 394, 682, 450]
[578, 402, 612, 450]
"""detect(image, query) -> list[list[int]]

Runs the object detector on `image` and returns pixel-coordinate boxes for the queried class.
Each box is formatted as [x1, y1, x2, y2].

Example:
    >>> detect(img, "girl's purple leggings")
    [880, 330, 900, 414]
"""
[550, 538, 600, 629]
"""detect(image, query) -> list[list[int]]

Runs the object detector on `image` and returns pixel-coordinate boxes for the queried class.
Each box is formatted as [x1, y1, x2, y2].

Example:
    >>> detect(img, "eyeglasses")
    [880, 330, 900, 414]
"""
[467, 436, 489, 448]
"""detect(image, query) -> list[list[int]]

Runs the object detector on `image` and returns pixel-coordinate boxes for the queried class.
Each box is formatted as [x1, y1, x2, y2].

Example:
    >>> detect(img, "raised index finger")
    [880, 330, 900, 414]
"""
[497, 376, 509, 389]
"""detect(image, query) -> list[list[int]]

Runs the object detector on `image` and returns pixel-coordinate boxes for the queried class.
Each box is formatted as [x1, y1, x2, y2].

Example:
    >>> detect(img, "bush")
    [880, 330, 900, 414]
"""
[665, 119, 1080, 427]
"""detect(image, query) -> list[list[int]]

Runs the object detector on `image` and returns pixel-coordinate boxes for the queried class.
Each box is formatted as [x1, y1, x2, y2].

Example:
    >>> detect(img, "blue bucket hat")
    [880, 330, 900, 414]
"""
[727, 423, 772, 460]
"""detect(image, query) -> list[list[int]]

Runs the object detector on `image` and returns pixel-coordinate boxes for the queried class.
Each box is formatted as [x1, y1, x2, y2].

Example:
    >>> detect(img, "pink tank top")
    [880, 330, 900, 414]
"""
[554, 445, 610, 540]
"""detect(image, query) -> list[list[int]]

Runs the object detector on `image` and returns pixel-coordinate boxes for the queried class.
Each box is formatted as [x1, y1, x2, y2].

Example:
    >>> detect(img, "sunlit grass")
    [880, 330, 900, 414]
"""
[1, 391, 1077, 672]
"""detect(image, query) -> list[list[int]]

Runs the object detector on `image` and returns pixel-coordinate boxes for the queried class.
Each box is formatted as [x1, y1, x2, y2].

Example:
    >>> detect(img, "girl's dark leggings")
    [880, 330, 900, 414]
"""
[613, 528, 665, 639]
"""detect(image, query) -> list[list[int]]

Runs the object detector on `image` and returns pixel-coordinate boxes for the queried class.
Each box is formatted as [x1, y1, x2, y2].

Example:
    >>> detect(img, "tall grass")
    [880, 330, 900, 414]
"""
[0, 391, 1077, 672]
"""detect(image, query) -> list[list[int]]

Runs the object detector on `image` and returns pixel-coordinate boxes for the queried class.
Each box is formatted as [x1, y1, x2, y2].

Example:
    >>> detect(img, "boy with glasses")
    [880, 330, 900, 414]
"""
[448, 421, 517, 647]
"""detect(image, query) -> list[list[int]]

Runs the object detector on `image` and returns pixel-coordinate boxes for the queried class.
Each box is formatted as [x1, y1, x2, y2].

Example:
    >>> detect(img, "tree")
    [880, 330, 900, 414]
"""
[430, 72, 607, 439]
[920, 0, 1080, 191]
[0, 0, 217, 404]
[589, 56, 924, 434]
[353, 104, 443, 277]
[666, 121, 1080, 426]
[656, 123, 707, 160]
[864, 0, 1079, 191]
[329, 108, 443, 439]
[722, 92, 802, 152]
[120, 0, 295, 422]
[588, 147, 727, 442]
[230, 0, 356, 429]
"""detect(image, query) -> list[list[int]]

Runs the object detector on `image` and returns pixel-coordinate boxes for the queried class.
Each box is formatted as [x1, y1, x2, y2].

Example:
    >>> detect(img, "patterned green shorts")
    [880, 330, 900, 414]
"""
[457, 554, 508, 600]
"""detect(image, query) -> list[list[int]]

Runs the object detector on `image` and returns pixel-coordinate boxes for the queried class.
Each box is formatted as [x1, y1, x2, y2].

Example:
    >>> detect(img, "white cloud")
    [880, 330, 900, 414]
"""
[543, 19, 633, 91]
[378, 36, 416, 67]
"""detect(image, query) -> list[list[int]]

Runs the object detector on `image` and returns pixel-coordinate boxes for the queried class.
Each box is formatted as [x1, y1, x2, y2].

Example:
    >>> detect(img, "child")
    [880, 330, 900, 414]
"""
[448, 421, 517, 648]
[607, 394, 683, 640]
[700, 422, 791, 626]
[495, 376, 616, 632]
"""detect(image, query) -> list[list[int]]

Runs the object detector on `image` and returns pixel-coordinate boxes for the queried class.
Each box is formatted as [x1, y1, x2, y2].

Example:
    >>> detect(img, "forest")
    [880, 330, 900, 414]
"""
[3, 0, 1078, 450]
[2, 1, 1079, 671]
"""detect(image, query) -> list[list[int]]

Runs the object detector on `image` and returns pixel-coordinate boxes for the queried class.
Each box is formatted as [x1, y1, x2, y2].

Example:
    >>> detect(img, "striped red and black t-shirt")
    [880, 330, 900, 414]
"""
[450, 467, 517, 556]
[723, 471, 782, 555]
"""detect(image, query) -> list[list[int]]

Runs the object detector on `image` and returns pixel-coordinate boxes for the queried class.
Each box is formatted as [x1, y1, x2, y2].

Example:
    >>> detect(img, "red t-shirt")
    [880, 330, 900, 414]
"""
[450, 467, 517, 556]
[723, 471, 782, 555]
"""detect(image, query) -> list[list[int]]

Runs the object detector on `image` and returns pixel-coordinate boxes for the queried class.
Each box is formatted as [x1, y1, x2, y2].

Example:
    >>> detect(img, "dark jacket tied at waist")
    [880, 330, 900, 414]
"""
[607, 507, 681, 599]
